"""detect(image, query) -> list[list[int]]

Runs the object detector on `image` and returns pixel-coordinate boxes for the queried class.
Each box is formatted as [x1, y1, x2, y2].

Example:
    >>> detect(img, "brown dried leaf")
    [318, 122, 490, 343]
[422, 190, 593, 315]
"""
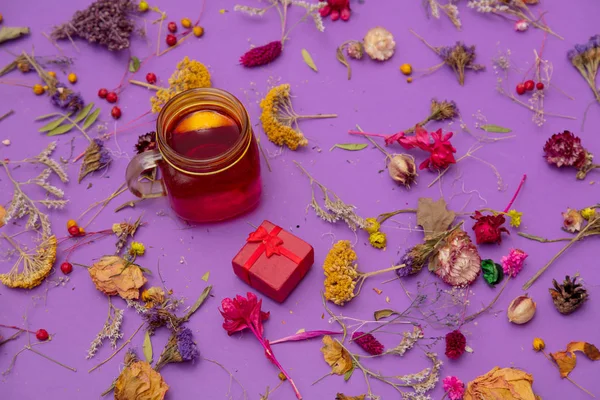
[464, 367, 537, 400]
[336, 45, 352, 80]
[88, 256, 147, 300]
[417, 197, 455, 238]
[551, 341, 600, 378]
[336, 394, 365, 400]
[114, 361, 169, 400]
[0, 27, 30, 44]
[566, 341, 600, 361]
[321, 335, 353, 375]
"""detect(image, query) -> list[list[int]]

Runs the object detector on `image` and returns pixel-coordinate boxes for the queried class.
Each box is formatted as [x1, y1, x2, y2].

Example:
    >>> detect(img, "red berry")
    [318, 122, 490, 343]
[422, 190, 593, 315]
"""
[106, 91, 118, 103]
[524, 80, 535, 91]
[36, 329, 49, 341]
[60, 262, 73, 275]
[166, 34, 177, 47]
[68, 225, 80, 236]
[536, 82, 545, 90]
[98, 88, 108, 99]
[111, 106, 122, 120]
[516, 83, 526, 95]
[146, 72, 157, 84]
[167, 21, 177, 33]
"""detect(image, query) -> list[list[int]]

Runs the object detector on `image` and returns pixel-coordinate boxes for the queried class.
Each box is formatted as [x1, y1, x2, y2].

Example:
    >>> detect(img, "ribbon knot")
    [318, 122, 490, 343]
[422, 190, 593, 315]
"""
[247, 226, 284, 258]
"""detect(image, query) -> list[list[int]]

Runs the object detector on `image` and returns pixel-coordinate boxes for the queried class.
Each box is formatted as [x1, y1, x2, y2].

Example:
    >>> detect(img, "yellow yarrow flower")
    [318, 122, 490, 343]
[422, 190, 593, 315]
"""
[130, 242, 145, 256]
[369, 231, 387, 249]
[507, 209, 523, 228]
[581, 207, 596, 220]
[364, 217, 380, 234]
[260, 84, 308, 150]
[0, 236, 57, 289]
[532, 337, 545, 351]
[323, 240, 358, 306]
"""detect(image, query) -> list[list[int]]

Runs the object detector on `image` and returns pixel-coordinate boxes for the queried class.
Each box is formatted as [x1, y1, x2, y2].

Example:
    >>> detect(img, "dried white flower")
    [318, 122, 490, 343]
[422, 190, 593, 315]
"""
[363, 27, 396, 61]
[87, 302, 124, 359]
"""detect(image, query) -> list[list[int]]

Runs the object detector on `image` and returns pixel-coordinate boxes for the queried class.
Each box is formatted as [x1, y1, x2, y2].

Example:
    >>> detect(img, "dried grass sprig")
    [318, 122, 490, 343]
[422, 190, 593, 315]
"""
[423, 0, 462, 30]
[87, 297, 124, 359]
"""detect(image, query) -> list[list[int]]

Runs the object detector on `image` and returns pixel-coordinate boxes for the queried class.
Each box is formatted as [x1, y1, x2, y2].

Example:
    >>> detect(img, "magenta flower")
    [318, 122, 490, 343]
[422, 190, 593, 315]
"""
[220, 292, 301, 399]
[352, 332, 384, 355]
[443, 376, 465, 400]
[239, 41, 282, 68]
[501, 248, 528, 278]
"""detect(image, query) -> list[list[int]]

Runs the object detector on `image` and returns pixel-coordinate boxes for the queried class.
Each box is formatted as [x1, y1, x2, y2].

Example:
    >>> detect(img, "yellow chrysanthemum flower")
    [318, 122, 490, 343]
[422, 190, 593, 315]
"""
[323, 240, 358, 306]
[364, 217, 380, 234]
[581, 207, 596, 220]
[507, 209, 523, 228]
[130, 241, 145, 256]
[151, 56, 211, 113]
[369, 231, 387, 249]
[0, 235, 57, 289]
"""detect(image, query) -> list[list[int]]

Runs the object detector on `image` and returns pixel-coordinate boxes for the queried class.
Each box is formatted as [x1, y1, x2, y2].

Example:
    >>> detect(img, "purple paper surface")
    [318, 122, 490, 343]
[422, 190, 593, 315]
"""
[1, 0, 600, 399]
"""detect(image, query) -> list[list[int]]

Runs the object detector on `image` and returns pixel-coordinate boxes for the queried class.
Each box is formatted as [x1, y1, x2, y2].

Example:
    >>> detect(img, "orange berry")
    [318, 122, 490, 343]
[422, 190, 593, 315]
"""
[78, 226, 85, 235]
[68, 73, 77, 84]
[48, 71, 57, 78]
[33, 84, 45, 95]
[67, 219, 77, 229]
[193, 26, 204, 37]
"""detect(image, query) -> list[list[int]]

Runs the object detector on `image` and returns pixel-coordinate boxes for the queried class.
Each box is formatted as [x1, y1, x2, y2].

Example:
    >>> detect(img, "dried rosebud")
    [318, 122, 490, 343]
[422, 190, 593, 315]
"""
[88, 256, 147, 300]
[507, 295, 536, 324]
[388, 154, 417, 187]
[562, 208, 584, 233]
[346, 41, 364, 60]
[363, 27, 396, 61]
[471, 211, 508, 244]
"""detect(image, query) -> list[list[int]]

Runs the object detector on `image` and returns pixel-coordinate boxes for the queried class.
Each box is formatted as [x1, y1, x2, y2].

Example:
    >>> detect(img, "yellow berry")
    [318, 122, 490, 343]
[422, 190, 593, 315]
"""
[33, 84, 45, 95]
[67, 73, 77, 84]
[67, 219, 78, 229]
[48, 71, 57, 78]
[533, 338, 545, 352]
[79, 226, 85, 235]
[406, 77, 413, 83]
[181, 18, 192, 28]
[400, 63, 412, 75]
[193, 26, 204, 37]
[138, 1, 149, 12]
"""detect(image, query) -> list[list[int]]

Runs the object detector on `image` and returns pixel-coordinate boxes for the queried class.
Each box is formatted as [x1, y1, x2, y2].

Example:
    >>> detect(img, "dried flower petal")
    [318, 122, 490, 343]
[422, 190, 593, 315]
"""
[88, 256, 147, 300]
[562, 208, 584, 233]
[543, 131, 589, 169]
[220, 292, 270, 336]
[443, 376, 465, 400]
[0, 205, 6, 228]
[321, 335, 353, 375]
[464, 367, 538, 400]
[114, 360, 169, 400]
[430, 230, 481, 287]
[398, 127, 457, 171]
[501, 248, 527, 278]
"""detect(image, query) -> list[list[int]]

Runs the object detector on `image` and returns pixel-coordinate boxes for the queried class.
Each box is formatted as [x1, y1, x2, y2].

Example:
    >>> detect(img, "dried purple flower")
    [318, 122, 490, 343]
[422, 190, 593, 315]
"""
[436, 42, 485, 85]
[155, 327, 199, 370]
[50, 84, 84, 111]
[568, 35, 600, 103]
[135, 132, 157, 154]
[396, 244, 431, 278]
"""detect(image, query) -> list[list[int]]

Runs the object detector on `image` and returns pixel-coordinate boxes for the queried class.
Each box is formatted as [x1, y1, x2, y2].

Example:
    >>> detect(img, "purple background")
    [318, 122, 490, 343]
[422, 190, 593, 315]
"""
[1, 0, 600, 399]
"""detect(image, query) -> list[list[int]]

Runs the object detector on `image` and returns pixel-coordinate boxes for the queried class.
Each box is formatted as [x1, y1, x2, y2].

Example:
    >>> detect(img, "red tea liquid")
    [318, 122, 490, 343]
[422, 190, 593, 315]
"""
[162, 110, 262, 222]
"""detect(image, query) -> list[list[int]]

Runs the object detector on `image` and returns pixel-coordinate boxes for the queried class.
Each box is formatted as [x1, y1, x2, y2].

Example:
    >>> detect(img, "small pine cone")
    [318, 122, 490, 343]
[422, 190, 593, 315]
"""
[549, 275, 589, 315]
[240, 41, 282, 68]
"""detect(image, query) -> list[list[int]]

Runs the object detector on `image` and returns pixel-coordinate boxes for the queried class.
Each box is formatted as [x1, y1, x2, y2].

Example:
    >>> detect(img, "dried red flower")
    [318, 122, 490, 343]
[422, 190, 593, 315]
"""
[397, 127, 457, 171]
[240, 41, 282, 68]
[471, 211, 509, 244]
[319, 0, 351, 21]
[445, 330, 466, 360]
[543, 131, 588, 169]
[220, 292, 270, 336]
[352, 332, 384, 355]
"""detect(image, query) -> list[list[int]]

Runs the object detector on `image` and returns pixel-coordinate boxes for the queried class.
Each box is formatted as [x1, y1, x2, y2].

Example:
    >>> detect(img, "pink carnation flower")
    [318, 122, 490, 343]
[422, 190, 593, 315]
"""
[501, 248, 528, 278]
[443, 376, 465, 400]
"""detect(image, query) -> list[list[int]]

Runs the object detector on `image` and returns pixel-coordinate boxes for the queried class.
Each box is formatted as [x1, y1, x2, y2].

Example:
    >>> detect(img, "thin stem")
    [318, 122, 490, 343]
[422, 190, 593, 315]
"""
[295, 113, 337, 120]
[88, 323, 144, 373]
[428, 151, 473, 188]
[355, 125, 391, 157]
[129, 80, 164, 91]
[541, 350, 595, 397]
[377, 209, 417, 224]
[61, 115, 92, 142]
[322, 292, 347, 342]
[409, 29, 438, 53]
[26, 346, 77, 372]
[522, 219, 598, 290]
[256, 135, 272, 173]
[498, 89, 576, 119]
[202, 357, 248, 400]
[0, 324, 36, 334]
[158, 32, 193, 57]
[464, 277, 510, 323]
[0, 109, 14, 122]
[0, 330, 23, 346]
[518, 233, 573, 243]
[503, 174, 526, 212]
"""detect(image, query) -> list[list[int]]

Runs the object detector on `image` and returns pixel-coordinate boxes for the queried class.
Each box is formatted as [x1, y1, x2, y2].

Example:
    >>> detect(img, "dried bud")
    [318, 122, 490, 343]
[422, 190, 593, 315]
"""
[562, 208, 584, 232]
[346, 41, 364, 60]
[17, 61, 31, 73]
[533, 338, 545, 352]
[363, 27, 396, 61]
[388, 154, 417, 187]
[514, 19, 529, 32]
[507, 295, 536, 324]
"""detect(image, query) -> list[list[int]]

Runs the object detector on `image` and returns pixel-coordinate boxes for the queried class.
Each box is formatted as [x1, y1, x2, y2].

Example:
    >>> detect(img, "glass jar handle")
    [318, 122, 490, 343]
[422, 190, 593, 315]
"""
[126, 150, 166, 198]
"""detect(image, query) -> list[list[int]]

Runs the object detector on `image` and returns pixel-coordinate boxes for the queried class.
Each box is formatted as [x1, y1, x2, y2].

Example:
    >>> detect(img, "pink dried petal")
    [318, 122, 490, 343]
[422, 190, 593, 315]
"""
[270, 330, 342, 345]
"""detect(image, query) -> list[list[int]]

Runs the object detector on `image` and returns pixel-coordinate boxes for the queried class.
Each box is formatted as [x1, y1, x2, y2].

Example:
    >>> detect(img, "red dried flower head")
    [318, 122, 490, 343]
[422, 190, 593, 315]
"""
[240, 41, 282, 68]
[352, 331, 384, 355]
[319, 0, 351, 21]
[398, 127, 457, 171]
[543, 131, 588, 169]
[445, 330, 466, 360]
[220, 292, 270, 336]
[471, 211, 509, 244]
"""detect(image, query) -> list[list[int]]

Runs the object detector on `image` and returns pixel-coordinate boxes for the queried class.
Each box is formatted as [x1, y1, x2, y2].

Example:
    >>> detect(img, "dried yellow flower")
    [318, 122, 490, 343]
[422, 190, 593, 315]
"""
[142, 286, 165, 305]
[151, 56, 211, 113]
[260, 84, 336, 150]
[369, 231, 387, 249]
[114, 361, 169, 400]
[364, 217, 380, 234]
[130, 241, 145, 256]
[464, 367, 538, 400]
[0, 235, 57, 289]
[88, 256, 147, 300]
[532, 338, 545, 351]
[323, 240, 358, 306]
[581, 207, 596, 220]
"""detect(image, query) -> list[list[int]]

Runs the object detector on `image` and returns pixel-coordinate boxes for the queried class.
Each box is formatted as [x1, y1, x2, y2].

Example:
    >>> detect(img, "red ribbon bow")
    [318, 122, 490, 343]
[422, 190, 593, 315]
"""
[247, 226, 284, 258]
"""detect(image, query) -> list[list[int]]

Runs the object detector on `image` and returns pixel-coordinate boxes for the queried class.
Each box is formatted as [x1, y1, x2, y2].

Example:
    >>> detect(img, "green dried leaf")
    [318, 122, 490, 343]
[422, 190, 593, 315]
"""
[344, 363, 355, 381]
[301, 49, 318, 72]
[481, 259, 503, 285]
[129, 56, 141, 73]
[183, 285, 212, 322]
[0, 27, 30, 44]
[329, 143, 368, 152]
[38, 113, 72, 132]
[72, 103, 94, 124]
[35, 113, 61, 121]
[201, 271, 210, 282]
[374, 309, 398, 321]
[143, 331, 153, 364]
[82, 109, 101, 131]
[48, 123, 75, 136]
[336, 45, 351, 80]
[480, 124, 512, 133]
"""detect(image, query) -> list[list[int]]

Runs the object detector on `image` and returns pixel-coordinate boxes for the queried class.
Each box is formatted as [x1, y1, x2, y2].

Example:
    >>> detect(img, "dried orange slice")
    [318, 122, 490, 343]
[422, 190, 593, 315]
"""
[173, 111, 234, 134]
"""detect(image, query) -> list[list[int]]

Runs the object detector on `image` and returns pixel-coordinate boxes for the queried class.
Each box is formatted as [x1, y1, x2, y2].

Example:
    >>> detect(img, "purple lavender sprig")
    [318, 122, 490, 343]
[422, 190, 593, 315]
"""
[568, 35, 600, 103]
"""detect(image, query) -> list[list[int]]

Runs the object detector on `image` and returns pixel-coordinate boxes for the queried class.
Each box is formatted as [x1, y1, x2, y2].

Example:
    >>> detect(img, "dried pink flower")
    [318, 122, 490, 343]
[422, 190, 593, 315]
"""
[443, 376, 465, 400]
[240, 41, 282, 68]
[543, 131, 588, 169]
[352, 331, 384, 355]
[562, 208, 584, 233]
[501, 248, 528, 278]
[430, 230, 481, 287]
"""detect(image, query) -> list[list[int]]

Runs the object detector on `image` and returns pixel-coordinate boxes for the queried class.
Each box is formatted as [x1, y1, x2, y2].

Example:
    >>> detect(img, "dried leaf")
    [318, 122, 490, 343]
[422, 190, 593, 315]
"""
[88, 256, 147, 300]
[35, 113, 61, 121]
[38, 113, 72, 132]
[129, 56, 141, 73]
[201, 271, 210, 282]
[417, 197, 456, 238]
[336, 45, 351, 80]
[183, 285, 212, 322]
[329, 143, 368, 152]
[567, 341, 600, 360]
[480, 124, 512, 133]
[143, 331, 153, 364]
[72, 103, 94, 124]
[82, 108, 101, 131]
[114, 361, 169, 400]
[551, 341, 600, 378]
[301, 49, 318, 72]
[79, 140, 109, 183]
[343, 364, 355, 381]
[47, 123, 75, 136]
[336, 394, 365, 400]
[374, 309, 398, 321]
[320, 335, 353, 375]
[0, 27, 30, 44]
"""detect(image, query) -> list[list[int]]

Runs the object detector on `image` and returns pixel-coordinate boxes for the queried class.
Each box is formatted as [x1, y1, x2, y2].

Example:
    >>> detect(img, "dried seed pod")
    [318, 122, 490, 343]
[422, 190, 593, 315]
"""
[507, 295, 536, 324]
[388, 154, 417, 187]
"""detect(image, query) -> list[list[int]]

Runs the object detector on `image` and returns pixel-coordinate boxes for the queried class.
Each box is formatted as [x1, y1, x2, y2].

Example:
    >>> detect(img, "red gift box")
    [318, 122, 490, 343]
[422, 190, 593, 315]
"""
[232, 220, 314, 303]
